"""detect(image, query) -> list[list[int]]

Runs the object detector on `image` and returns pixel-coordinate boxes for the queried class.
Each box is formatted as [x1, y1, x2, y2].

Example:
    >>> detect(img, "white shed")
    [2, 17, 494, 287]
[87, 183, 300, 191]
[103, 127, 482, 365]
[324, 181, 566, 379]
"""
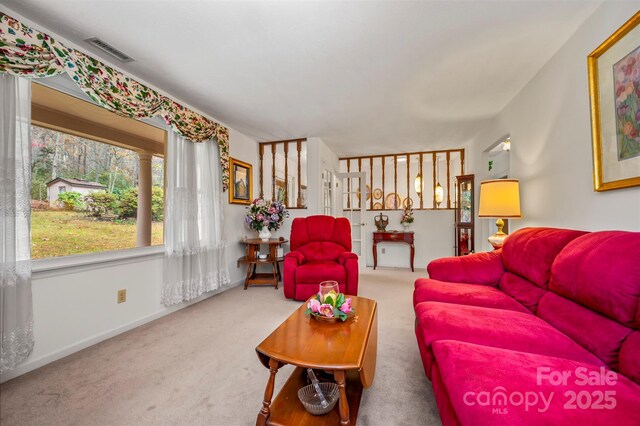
[47, 178, 107, 206]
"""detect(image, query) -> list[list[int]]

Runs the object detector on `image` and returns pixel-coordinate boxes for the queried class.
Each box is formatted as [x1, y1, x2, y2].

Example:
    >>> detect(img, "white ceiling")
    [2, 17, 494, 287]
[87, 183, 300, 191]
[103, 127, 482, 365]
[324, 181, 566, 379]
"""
[3, 0, 601, 156]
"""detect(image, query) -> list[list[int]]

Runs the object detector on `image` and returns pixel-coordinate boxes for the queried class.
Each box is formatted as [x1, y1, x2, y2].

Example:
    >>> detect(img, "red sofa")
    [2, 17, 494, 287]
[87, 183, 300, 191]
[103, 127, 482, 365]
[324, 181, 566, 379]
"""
[414, 227, 640, 425]
[284, 215, 358, 301]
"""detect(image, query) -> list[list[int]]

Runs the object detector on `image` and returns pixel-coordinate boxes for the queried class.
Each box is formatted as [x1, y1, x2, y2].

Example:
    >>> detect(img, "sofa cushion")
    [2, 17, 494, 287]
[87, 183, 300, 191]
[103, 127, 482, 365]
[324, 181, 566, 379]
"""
[498, 272, 548, 313]
[415, 302, 604, 375]
[297, 241, 350, 263]
[432, 340, 640, 426]
[502, 227, 587, 288]
[415, 320, 433, 379]
[431, 364, 460, 426]
[295, 261, 346, 284]
[289, 215, 353, 263]
[549, 231, 640, 328]
[413, 278, 530, 313]
[620, 331, 640, 384]
[537, 292, 633, 371]
[427, 250, 504, 286]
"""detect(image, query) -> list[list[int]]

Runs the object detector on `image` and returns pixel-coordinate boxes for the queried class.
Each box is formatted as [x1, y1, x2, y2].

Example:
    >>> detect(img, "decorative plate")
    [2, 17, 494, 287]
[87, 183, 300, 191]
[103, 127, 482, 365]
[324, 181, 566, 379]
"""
[373, 202, 383, 210]
[403, 197, 414, 208]
[356, 184, 371, 201]
[385, 193, 401, 209]
[373, 188, 383, 200]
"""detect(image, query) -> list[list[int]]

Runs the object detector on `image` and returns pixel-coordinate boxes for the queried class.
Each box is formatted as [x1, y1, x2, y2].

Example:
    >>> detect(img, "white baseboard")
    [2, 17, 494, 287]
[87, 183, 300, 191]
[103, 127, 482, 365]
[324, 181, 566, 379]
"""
[0, 280, 242, 384]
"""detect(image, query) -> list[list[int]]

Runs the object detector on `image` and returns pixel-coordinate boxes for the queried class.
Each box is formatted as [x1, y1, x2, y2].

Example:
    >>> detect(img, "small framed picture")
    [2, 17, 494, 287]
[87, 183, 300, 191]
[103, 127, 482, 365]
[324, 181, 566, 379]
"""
[229, 158, 252, 205]
[588, 11, 640, 191]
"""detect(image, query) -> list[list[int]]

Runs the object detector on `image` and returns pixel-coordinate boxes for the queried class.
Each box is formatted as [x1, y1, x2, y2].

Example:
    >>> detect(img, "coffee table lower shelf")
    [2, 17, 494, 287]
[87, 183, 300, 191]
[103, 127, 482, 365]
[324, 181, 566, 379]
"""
[265, 366, 363, 426]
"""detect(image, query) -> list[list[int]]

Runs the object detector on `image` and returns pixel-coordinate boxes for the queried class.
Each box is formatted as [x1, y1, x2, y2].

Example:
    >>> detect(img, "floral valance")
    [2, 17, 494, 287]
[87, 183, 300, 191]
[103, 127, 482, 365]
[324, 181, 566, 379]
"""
[0, 13, 230, 191]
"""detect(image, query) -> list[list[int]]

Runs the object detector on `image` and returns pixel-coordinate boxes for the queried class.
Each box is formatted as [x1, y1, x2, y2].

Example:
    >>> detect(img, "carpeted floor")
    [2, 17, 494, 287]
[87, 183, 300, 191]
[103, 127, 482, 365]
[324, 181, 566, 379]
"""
[0, 268, 440, 426]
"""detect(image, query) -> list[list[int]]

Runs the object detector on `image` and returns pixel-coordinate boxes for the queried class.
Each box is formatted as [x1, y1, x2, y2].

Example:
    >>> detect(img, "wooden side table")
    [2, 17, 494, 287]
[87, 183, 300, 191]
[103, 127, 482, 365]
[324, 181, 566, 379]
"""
[372, 231, 415, 272]
[237, 238, 288, 290]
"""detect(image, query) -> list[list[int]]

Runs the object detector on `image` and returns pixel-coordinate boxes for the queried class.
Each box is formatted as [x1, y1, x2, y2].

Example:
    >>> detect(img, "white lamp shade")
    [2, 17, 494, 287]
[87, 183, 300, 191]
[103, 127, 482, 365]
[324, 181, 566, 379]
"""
[478, 179, 521, 218]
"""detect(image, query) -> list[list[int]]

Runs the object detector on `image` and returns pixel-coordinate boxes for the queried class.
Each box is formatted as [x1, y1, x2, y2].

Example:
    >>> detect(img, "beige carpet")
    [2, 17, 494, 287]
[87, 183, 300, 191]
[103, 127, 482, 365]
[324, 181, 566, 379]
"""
[0, 268, 440, 426]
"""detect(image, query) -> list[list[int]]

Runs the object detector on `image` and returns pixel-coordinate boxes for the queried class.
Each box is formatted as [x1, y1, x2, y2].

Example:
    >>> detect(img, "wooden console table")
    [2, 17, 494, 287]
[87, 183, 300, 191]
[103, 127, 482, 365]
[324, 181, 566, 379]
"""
[372, 231, 415, 272]
[237, 238, 287, 290]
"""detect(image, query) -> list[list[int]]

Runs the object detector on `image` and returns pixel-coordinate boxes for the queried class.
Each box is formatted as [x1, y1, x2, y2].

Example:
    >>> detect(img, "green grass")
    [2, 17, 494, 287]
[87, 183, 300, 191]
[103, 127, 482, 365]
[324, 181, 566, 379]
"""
[31, 210, 163, 259]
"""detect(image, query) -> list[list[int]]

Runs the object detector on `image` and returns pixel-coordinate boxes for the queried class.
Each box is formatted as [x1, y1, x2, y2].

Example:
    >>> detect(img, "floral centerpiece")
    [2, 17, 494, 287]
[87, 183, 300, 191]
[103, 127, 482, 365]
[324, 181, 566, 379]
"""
[401, 205, 414, 226]
[245, 196, 289, 240]
[305, 290, 354, 322]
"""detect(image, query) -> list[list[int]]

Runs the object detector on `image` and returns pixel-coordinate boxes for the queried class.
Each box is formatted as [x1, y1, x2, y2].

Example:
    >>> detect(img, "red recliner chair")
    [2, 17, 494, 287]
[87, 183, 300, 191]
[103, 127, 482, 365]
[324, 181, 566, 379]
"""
[284, 215, 359, 301]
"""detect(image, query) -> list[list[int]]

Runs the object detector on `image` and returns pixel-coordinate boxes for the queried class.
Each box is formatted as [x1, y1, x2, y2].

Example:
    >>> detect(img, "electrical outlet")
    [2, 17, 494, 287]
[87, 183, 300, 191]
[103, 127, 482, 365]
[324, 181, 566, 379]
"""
[381, 248, 386, 254]
[117, 289, 126, 304]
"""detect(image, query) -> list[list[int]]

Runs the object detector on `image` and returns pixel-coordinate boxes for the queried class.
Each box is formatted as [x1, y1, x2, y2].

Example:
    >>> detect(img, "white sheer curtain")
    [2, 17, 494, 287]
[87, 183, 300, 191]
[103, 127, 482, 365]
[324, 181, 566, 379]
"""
[162, 132, 230, 306]
[0, 74, 34, 373]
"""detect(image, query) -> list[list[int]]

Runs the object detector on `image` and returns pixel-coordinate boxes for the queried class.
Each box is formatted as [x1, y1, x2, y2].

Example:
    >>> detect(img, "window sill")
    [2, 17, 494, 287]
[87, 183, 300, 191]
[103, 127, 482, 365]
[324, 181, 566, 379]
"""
[32, 245, 165, 277]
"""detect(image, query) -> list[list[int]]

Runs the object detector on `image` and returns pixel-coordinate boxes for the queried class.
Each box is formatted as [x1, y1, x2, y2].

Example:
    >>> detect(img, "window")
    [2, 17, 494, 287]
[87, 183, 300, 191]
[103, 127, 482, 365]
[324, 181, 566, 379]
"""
[30, 81, 166, 260]
[259, 139, 307, 208]
[30, 126, 165, 259]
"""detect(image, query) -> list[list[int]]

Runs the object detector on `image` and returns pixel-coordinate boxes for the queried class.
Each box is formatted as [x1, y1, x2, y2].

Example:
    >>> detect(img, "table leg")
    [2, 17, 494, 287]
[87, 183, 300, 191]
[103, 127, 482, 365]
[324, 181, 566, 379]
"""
[334, 370, 350, 425]
[257, 358, 280, 426]
[275, 262, 281, 281]
[372, 242, 377, 270]
[410, 243, 415, 272]
[272, 263, 278, 290]
[244, 263, 253, 290]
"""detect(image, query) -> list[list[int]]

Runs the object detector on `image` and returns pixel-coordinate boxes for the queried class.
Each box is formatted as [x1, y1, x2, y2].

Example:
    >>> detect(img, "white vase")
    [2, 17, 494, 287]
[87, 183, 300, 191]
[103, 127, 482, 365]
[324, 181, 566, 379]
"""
[259, 228, 272, 241]
[403, 223, 410, 231]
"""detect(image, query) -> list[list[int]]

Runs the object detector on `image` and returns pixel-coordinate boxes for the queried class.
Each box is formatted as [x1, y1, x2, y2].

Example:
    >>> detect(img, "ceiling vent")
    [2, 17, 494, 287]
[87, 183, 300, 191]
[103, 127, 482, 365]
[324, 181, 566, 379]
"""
[84, 37, 134, 63]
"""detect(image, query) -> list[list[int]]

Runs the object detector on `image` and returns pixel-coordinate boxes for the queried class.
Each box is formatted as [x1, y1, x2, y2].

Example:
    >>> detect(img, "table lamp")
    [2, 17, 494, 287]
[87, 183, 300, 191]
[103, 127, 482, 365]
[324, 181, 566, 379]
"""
[478, 179, 521, 249]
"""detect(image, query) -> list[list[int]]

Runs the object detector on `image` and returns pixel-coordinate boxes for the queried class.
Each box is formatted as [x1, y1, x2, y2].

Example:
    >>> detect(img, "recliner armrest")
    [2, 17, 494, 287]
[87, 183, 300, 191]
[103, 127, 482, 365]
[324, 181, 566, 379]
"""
[427, 250, 504, 287]
[285, 251, 305, 265]
[338, 252, 358, 265]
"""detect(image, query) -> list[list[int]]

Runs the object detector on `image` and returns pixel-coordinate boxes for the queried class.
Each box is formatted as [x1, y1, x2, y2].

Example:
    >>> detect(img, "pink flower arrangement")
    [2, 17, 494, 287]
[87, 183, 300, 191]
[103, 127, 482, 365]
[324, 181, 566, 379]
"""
[305, 290, 354, 321]
[245, 196, 289, 232]
[401, 205, 414, 224]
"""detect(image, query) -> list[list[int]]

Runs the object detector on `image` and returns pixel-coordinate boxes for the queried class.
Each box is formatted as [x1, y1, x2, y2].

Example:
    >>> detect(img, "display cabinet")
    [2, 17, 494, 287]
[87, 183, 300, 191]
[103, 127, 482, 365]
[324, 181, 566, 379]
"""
[455, 174, 474, 256]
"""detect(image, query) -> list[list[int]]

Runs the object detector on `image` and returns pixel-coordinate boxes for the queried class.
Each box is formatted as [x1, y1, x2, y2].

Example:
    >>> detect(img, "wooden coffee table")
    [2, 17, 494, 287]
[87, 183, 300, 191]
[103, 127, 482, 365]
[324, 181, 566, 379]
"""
[255, 296, 378, 426]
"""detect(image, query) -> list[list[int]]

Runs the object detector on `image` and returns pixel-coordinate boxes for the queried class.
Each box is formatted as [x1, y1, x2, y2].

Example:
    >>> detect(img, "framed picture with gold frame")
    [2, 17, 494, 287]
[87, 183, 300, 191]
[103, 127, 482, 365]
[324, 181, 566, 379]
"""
[588, 11, 640, 191]
[229, 157, 253, 204]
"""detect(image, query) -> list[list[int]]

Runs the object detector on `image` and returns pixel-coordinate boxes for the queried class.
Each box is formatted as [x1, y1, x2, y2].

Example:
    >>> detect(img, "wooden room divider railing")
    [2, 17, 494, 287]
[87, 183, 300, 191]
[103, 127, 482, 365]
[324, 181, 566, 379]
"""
[339, 149, 465, 210]
[259, 138, 307, 209]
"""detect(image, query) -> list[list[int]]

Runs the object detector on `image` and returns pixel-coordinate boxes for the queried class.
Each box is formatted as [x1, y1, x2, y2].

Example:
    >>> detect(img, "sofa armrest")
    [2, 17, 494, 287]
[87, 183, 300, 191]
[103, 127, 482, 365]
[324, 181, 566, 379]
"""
[426, 250, 504, 287]
[338, 252, 358, 265]
[285, 251, 305, 265]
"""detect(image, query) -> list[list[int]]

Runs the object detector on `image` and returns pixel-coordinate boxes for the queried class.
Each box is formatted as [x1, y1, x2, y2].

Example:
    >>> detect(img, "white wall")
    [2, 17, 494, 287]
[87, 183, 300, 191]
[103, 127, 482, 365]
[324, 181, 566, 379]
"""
[225, 128, 261, 283]
[363, 209, 454, 270]
[468, 2, 640, 252]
